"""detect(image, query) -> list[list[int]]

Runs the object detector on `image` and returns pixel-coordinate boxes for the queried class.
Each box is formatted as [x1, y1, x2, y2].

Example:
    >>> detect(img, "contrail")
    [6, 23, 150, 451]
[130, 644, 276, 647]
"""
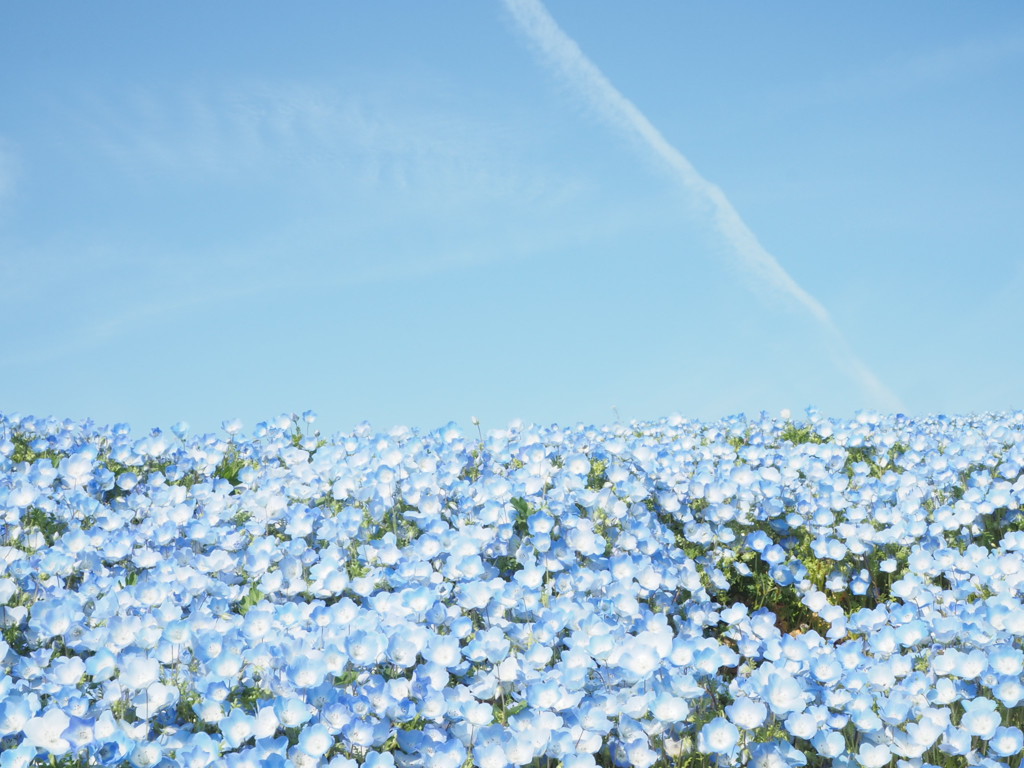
[502, 0, 903, 411]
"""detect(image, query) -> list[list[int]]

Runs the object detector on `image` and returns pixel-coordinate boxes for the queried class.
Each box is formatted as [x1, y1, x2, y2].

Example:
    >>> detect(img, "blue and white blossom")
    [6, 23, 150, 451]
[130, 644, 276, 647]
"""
[1, 409, 1023, 766]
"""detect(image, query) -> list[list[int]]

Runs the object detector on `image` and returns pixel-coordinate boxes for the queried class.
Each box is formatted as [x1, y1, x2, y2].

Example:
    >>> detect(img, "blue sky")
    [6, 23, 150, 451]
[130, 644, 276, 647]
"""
[2, 2, 1022, 436]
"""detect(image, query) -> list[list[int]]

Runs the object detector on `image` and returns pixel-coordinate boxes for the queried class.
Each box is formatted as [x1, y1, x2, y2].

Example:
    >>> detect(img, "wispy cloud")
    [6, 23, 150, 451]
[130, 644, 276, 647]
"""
[59, 81, 565, 209]
[807, 29, 1024, 106]
[501, 0, 903, 410]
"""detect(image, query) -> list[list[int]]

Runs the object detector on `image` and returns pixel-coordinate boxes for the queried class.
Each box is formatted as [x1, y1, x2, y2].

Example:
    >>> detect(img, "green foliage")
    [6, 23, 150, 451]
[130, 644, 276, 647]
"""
[22, 506, 68, 547]
[347, 556, 371, 580]
[383, 499, 423, 547]
[655, 508, 707, 562]
[462, 450, 482, 482]
[888, 441, 910, 465]
[510, 496, 531, 539]
[778, 423, 826, 446]
[492, 696, 529, 726]
[171, 675, 218, 733]
[589, 506, 616, 556]
[110, 695, 133, 722]
[492, 554, 523, 577]
[334, 668, 361, 687]
[214, 445, 252, 487]
[290, 426, 327, 453]
[8, 430, 65, 467]
[720, 551, 829, 637]
[586, 459, 609, 490]
[237, 583, 263, 615]
[229, 683, 272, 710]
[1, 618, 30, 656]
[844, 445, 884, 479]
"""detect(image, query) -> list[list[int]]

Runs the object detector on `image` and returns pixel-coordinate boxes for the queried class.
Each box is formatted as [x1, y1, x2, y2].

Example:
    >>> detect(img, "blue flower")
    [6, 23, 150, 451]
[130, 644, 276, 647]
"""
[296, 722, 334, 758]
[960, 696, 1001, 739]
[272, 696, 312, 728]
[810, 730, 845, 759]
[128, 743, 163, 768]
[698, 717, 739, 758]
[747, 740, 808, 768]
[21, 706, 71, 755]
[0, 694, 35, 736]
[361, 752, 395, 768]
[27, 598, 75, 641]
[0, 744, 37, 768]
[219, 707, 256, 749]
[725, 696, 767, 730]
[855, 742, 891, 768]
[762, 671, 808, 716]
[989, 725, 1024, 757]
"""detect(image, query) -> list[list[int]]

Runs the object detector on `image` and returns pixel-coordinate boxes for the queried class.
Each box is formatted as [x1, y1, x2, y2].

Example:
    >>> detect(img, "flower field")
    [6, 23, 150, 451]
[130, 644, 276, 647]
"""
[2, 409, 1024, 768]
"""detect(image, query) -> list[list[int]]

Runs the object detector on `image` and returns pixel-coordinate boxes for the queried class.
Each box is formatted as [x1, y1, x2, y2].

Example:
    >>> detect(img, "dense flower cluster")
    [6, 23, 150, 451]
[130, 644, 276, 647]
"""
[1, 408, 1023, 768]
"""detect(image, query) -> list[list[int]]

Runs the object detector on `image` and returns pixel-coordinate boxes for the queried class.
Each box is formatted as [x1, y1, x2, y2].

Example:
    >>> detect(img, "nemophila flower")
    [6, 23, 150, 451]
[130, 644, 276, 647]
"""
[650, 692, 689, 723]
[297, 722, 334, 758]
[0, 744, 36, 768]
[346, 627, 387, 667]
[850, 568, 871, 595]
[465, 626, 511, 665]
[927, 676, 958, 706]
[473, 741, 513, 768]
[809, 652, 843, 686]
[459, 699, 495, 728]
[953, 647, 987, 679]
[607, 634, 668, 681]
[28, 598, 74, 640]
[698, 717, 739, 758]
[960, 696, 1001, 739]
[0, 694, 35, 738]
[877, 691, 913, 726]
[726, 696, 767, 730]
[345, 717, 390, 749]
[42, 654, 85, 688]
[622, 736, 659, 768]
[286, 653, 327, 689]
[128, 742, 163, 768]
[217, 707, 255, 749]
[785, 711, 819, 740]
[992, 675, 1024, 707]
[5, 411, 1024, 763]
[222, 419, 243, 436]
[856, 741, 891, 768]
[719, 602, 748, 625]
[223, 747, 263, 768]
[361, 752, 395, 768]
[561, 754, 598, 768]
[132, 681, 178, 719]
[763, 671, 808, 716]
[747, 740, 808, 768]
[118, 653, 160, 690]
[811, 730, 845, 759]
[177, 731, 221, 767]
[941, 724, 974, 756]
[7, 480, 38, 507]
[208, 647, 245, 680]
[22, 706, 71, 754]
[273, 695, 312, 728]
[989, 725, 1024, 757]
[986, 643, 1024, 676]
